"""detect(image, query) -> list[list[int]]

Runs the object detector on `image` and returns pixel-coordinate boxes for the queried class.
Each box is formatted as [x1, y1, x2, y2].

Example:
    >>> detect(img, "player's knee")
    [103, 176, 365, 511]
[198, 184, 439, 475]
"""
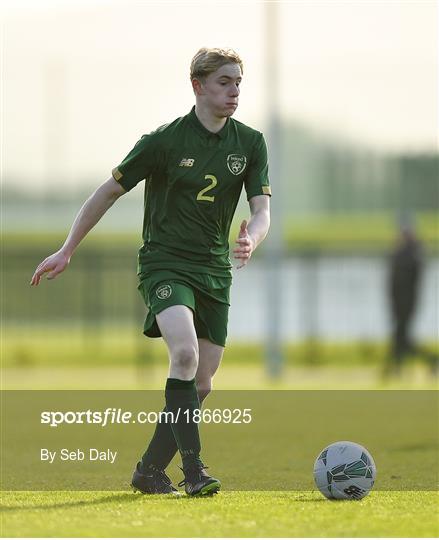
[171, 344, 198, 374]
[196, 380, 212, 403]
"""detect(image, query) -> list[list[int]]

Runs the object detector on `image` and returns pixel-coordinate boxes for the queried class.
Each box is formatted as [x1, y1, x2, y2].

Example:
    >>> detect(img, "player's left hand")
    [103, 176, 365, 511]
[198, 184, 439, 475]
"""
[233, 220, 255, 269]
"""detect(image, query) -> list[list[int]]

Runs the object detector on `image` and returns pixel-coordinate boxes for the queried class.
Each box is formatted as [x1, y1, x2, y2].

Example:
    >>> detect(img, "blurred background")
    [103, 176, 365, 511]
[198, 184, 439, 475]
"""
[2, 0, 438, 389]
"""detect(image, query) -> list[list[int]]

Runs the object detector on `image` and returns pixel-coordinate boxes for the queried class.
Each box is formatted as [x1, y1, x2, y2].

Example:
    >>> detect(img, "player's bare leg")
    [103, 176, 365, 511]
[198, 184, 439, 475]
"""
[196, 338, 224, 402]
[156, 305, 199, 380]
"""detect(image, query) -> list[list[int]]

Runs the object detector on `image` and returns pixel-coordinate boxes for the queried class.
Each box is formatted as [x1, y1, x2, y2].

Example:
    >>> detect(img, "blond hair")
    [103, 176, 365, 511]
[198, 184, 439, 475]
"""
[190, 47, 243, 80]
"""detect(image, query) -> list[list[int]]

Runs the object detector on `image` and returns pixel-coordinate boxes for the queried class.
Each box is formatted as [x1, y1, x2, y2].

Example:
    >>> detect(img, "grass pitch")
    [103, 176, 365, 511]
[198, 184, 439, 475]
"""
[2, 361, 437, 537]
[1, 490, 438, 537]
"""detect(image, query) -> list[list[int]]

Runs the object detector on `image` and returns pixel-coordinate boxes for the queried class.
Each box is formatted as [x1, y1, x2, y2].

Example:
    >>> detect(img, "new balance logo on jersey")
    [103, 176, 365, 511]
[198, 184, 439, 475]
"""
[179, 158, 195, 167]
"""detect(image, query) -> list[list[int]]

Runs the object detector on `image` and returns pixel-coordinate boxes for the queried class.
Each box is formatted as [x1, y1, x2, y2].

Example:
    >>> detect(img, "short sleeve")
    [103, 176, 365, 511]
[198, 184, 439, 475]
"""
[244, 133, 271, 200]
[112, 132, 160, 192]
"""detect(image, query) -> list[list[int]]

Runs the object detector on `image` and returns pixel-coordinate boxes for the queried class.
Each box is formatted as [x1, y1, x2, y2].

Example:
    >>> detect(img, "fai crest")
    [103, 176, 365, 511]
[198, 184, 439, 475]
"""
[156, 284, 172, 300]
[227, 154, 247, 175]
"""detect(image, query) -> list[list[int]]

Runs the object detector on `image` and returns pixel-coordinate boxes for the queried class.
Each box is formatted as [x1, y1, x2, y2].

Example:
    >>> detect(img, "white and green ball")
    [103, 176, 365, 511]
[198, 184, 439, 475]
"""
[313, 441, 376, 500]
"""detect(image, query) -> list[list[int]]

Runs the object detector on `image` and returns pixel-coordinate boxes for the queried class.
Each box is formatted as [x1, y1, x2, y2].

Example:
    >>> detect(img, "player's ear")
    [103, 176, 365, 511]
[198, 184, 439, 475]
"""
[192, 77, 203, 96]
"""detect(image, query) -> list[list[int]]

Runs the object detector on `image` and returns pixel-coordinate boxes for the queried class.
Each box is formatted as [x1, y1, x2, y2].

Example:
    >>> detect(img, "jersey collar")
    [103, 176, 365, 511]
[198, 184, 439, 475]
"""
[188, 106, 230, 140]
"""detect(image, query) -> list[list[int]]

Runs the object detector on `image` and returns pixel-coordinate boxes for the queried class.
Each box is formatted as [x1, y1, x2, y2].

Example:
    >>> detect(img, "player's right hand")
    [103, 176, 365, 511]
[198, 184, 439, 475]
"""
[30, 250, 70, 286]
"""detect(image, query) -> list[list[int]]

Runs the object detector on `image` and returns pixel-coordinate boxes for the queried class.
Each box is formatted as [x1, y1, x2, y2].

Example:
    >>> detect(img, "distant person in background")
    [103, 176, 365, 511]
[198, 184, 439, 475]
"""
[386, 219, 437, 376]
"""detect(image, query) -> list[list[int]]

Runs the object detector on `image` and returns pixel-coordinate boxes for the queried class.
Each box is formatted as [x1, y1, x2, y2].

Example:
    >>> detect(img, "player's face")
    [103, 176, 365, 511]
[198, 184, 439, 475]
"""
[197, 63, 242, 118]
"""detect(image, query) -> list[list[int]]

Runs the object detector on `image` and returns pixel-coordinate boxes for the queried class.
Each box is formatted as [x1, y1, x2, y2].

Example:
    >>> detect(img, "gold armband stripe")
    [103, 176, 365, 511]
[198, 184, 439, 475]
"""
[262, 186, 272, 195]
[112, 167, 123, 181]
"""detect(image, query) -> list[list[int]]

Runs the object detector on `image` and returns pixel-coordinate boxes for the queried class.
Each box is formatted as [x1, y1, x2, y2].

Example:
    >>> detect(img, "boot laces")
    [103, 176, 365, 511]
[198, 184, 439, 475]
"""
[178, 465, 208, 487]
[146, 464, 172, 486]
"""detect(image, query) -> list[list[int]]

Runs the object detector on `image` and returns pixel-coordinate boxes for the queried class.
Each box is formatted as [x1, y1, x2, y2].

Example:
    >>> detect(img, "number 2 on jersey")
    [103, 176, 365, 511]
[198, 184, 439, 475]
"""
[197, 174, 217, 202]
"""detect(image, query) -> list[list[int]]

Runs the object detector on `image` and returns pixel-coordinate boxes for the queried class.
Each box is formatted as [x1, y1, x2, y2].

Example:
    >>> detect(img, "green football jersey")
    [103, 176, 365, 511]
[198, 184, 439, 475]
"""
[112, 106, 271, 277]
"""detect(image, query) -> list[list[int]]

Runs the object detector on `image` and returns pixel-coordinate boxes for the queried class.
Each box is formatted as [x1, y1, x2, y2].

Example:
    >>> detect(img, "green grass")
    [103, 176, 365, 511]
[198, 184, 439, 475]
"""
[3, 211, 438, 253]
[1, 490, 438, 537]
[3, 389, 436, 491]
[2, 364, 438, 390]
[2, 365, 437, 538]
[4, 326, 438, 369]
[283, 213, 439, 253]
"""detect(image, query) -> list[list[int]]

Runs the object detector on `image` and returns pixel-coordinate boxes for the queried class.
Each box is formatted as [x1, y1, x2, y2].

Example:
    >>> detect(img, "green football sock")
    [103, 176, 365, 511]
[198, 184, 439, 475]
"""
[140, 406, 178, 471]
[141, 390, 210, 471]
[165, 377, 203, 470]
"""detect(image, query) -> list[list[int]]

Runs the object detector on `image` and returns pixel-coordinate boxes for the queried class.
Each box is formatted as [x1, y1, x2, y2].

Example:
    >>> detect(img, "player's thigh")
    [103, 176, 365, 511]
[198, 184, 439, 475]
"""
[156, 305, 199, 357]
[196, 338, 224, 381]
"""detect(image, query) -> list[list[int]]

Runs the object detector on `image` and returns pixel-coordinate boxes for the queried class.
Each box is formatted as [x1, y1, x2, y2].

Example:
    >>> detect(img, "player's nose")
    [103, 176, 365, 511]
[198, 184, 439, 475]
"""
[229, 85, 240, 97]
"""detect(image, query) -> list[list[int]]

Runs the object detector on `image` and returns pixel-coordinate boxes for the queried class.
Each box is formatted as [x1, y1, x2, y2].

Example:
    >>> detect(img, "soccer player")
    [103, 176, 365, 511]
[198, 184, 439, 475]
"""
[30, 47, 271, 496]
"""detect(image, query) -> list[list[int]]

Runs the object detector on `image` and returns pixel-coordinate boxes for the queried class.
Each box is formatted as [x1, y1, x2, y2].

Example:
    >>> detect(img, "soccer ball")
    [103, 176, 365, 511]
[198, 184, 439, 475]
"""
[313, 441, 376, 500]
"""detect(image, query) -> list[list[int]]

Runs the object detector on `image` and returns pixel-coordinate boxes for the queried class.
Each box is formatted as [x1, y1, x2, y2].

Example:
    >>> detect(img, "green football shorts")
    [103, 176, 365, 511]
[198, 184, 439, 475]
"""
[137, 269, 231, 347]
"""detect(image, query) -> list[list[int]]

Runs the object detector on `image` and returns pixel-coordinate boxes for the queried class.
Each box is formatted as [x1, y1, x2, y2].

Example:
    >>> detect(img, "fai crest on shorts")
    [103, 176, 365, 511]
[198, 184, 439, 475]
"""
[227, 154, 247, 175]
[156, 284, 172, 300]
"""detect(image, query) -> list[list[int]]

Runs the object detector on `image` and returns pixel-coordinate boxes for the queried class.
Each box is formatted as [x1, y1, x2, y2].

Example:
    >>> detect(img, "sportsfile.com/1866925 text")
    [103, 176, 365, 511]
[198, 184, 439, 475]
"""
[40, 408, 253, 428]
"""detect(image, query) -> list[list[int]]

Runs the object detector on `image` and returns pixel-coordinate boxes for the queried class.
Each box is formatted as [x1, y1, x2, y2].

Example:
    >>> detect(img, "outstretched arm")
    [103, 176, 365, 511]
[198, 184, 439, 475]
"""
[30, 177, 126, 285]
[233, 194, 270, 269]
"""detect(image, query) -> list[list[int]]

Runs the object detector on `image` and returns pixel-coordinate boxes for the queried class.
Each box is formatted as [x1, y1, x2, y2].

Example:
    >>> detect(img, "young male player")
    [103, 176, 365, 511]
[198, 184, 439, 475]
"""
[31, 47, 271, 496]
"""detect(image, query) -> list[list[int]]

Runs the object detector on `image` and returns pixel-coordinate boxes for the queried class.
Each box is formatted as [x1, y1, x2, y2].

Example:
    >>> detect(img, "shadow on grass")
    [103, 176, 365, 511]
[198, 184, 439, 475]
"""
[4, 489, 274, 512]
[0, 491, 178, 512]
[1, 491, 341, 512]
